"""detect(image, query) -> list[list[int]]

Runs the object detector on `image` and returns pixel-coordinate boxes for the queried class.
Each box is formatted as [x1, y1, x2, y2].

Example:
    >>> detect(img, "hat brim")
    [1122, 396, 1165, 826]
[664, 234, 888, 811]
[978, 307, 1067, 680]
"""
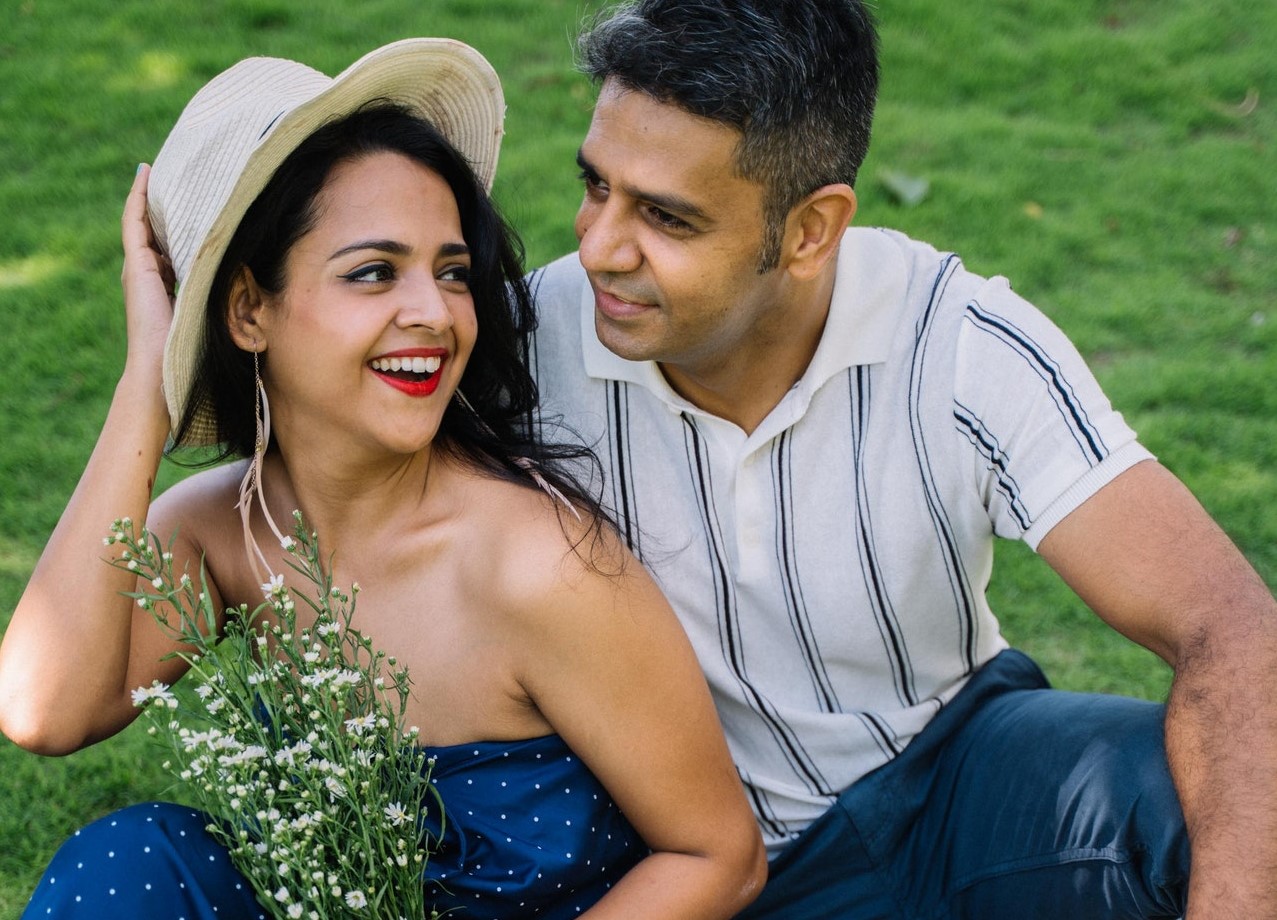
[160, 38, 504, 445]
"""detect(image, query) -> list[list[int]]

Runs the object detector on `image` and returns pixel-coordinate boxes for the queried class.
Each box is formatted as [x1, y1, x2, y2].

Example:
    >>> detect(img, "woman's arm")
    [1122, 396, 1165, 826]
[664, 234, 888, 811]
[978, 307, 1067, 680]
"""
[0, 167, 201, 754]
[507, 521, 767, 919]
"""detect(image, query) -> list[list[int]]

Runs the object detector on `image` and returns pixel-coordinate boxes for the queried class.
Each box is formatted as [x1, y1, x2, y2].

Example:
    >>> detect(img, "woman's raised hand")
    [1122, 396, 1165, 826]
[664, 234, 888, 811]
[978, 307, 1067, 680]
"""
[0, 166, 186, 754]
[120, 164, 177, 382]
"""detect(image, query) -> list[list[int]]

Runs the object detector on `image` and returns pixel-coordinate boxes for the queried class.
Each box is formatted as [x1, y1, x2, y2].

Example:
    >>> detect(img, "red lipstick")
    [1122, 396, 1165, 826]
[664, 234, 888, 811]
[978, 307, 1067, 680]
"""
[368, 347, 448, 398]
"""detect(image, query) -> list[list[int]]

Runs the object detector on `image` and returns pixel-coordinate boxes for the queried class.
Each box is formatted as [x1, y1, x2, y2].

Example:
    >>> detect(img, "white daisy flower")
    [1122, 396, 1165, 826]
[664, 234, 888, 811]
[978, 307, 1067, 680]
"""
[383, 802, 409, 827]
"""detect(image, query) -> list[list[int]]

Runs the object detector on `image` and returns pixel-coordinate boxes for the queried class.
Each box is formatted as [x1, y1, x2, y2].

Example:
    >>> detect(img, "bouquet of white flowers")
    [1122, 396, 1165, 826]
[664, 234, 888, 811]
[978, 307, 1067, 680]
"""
[111, 512, 441, 920]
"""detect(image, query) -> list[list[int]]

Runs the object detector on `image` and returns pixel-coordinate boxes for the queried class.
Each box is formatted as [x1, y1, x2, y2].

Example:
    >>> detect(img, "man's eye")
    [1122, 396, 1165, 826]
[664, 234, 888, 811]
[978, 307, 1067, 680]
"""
[647, 206, 691, 232]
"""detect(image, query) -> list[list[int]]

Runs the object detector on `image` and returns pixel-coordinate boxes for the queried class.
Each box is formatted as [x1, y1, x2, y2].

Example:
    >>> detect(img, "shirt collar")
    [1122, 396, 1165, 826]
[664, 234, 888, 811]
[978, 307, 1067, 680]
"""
[579, 227, 908, 404]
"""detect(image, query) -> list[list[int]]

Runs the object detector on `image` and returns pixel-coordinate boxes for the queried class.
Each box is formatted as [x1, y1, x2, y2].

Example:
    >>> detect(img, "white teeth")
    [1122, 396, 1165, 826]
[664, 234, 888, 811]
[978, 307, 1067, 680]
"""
[371, 356, 443, 374]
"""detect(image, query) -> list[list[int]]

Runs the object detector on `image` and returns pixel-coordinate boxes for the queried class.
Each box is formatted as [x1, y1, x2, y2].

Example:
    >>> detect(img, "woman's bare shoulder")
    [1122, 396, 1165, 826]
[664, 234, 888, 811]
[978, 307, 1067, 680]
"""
[459, 472, 636, 624]
[480, 472, 606, 549]
[147, 459, 250, 547]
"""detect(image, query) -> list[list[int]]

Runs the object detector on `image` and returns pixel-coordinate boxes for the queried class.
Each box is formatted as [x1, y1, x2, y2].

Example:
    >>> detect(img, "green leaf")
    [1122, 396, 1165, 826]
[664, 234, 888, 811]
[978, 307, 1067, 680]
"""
[877, 169, 931, 207]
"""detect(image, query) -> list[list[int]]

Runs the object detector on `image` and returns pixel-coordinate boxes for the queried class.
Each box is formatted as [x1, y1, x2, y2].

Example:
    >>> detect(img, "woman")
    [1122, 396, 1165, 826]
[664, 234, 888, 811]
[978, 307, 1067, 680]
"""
[0, 39, 764, 918]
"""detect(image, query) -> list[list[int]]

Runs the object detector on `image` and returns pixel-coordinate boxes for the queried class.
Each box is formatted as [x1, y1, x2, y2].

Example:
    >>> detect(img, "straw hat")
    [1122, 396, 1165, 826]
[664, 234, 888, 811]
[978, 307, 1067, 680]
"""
[147, 38, 505, 444]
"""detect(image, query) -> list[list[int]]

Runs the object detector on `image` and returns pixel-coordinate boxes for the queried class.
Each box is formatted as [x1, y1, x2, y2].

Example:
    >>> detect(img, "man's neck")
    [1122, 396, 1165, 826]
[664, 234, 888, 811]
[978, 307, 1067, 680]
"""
[659, 269, 838, 435]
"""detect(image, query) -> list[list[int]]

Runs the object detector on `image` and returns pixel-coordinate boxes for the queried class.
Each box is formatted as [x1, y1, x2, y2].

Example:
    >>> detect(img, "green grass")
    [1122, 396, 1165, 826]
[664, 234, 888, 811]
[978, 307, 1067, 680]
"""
[1, 0, 1274, 913]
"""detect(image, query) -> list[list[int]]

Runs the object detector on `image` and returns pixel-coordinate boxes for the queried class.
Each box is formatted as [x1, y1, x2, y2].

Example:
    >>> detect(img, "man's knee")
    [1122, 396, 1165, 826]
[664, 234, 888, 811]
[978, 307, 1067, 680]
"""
[945, 689, 1188, 916]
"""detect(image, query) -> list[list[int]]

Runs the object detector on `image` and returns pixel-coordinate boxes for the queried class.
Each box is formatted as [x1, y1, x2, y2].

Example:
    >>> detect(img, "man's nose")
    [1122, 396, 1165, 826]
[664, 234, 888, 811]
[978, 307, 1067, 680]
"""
[575, 198, 641, 275]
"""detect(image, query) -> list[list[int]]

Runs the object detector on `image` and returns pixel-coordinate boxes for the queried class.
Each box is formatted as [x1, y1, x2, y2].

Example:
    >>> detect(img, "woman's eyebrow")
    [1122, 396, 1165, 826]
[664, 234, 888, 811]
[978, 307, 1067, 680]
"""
[327, 239, 411, 261]
[326, 239, 470, 261]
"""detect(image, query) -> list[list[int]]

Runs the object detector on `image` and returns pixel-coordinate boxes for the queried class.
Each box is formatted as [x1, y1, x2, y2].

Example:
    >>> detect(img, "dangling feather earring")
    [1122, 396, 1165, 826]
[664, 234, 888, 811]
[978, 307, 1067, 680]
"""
[237, 344, 290, 585]
[453, 389, 580, 521]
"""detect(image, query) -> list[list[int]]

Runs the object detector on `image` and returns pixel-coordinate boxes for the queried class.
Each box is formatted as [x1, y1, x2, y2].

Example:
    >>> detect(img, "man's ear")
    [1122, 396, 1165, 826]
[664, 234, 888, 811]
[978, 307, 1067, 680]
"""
[226, 266, 270, 352]
[782, 184, 857, 282]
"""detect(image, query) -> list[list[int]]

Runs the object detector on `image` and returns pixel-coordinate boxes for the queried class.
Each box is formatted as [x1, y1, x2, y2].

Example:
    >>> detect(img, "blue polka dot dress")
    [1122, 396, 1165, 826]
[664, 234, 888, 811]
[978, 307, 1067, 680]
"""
[23, 734, 647, 919]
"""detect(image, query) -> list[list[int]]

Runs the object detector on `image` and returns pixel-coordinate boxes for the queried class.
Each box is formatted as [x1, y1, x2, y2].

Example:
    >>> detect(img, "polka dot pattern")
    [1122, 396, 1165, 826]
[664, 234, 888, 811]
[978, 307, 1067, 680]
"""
[423, 734, 645, 918]
[22, 734, 646, 919]
[21, 803, 264, 919]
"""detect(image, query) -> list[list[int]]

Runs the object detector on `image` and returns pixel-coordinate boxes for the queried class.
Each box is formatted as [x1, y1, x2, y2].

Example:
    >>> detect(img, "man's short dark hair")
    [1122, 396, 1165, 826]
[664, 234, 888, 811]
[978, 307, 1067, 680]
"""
[578, 0, 879, 271]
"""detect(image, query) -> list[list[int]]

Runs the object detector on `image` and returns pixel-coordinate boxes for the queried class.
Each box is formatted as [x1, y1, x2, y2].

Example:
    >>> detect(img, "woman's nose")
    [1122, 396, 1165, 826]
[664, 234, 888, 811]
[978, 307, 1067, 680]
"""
[395, 274, 455, 334]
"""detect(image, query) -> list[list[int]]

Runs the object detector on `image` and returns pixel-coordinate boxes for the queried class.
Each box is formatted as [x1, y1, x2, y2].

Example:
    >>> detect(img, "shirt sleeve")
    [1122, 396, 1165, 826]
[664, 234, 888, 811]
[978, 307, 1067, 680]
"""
[951, 276, 1155, 550]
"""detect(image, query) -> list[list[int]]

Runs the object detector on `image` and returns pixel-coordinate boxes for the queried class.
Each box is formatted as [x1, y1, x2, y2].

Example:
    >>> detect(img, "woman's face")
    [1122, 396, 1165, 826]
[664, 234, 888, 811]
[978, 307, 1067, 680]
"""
[255, 151, 477, 459]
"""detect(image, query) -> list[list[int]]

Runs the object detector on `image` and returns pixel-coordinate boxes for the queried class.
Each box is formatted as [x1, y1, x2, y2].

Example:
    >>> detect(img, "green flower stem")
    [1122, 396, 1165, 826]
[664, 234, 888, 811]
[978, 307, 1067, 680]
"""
[109, 513, 438, 920]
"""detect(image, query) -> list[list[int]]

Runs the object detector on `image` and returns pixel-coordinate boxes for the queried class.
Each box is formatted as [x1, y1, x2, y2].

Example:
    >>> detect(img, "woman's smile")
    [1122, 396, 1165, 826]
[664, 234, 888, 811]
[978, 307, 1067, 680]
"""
[256, 151, 478, 453]
[369, 347, 449, 396]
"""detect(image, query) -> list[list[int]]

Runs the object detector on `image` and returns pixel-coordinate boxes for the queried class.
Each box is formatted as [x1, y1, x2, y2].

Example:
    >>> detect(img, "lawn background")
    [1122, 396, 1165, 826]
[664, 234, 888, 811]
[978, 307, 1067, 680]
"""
[0, 0, 1273, 913]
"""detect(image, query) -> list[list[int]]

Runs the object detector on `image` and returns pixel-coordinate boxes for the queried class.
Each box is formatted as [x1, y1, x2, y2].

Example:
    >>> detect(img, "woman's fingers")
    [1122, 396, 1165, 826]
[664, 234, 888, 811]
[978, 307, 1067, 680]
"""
[120, 164, 176, 371]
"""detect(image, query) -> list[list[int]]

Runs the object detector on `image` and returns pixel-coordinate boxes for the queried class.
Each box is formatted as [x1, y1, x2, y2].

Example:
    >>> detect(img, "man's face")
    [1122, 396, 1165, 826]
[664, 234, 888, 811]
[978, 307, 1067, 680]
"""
[574, 80, 792, 388]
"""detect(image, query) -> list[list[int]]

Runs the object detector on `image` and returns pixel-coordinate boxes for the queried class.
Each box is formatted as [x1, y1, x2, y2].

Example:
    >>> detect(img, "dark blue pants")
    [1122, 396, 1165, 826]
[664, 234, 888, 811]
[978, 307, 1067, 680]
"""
[737, 649, 1189, 919]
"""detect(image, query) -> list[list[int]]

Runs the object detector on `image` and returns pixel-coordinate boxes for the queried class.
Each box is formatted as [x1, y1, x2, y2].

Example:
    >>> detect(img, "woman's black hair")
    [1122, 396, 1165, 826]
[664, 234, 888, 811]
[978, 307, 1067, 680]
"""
[172, 104, 608, 532]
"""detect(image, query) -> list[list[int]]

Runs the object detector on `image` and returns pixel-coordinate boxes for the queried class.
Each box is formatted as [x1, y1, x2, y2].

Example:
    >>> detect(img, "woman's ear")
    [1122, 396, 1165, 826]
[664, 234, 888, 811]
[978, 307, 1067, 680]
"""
[226, 266, 270, 351]
[781, 184, 857, 282]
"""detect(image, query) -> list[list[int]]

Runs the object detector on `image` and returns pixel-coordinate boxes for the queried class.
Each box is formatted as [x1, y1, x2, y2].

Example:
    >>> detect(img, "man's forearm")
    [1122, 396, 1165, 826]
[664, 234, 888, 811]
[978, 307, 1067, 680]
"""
[1166, 600, 1277, 918]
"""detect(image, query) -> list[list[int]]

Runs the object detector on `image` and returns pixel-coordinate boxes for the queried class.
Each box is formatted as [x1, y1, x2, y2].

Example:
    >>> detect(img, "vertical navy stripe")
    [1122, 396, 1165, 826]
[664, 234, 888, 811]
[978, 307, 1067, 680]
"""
[682, 415, 833, 796]
[849, 366, 918, 707]
[607, 381, 640, 554]
[858, 711, 903, 759]
[909, 257, 980, 673]
[773, 430, 842, 713]
[739, 769, 788, 841]
[525, 268, 546, 438]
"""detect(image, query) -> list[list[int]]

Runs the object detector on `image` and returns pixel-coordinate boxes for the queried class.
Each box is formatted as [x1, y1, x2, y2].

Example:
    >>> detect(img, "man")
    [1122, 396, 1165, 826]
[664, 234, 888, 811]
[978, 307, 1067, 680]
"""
[527, 1, 1277, 916]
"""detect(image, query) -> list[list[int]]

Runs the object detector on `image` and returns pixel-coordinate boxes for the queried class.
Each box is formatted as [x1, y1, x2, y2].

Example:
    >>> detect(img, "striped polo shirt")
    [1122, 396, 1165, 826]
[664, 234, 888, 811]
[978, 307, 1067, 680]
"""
[527, 227, 1152, 853]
